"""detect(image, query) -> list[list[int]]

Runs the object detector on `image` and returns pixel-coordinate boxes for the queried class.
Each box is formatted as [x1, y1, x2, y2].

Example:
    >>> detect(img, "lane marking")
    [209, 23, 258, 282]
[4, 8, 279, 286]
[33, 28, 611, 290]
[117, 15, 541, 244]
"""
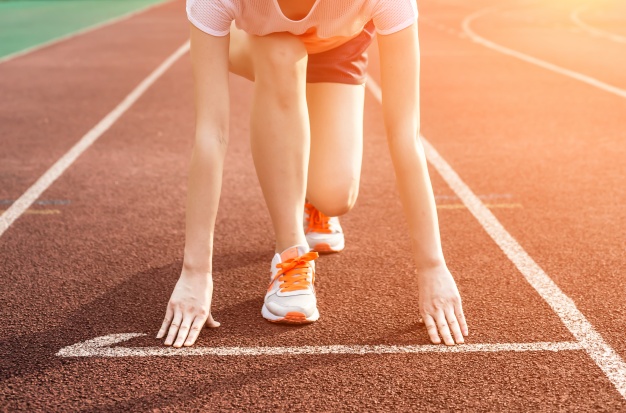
[570, 5, 626, 44]
[437, 203, 522, 210]
[0, 0, 174, 65]
[0, 199, 71, 206]
[0, 41, 190, 239]
[420, 50, 485, 57]
[461, 6, 626, 100]
[367, 71, 626, 398]
[435, 194, 514, 201]
[57, 334, 584, 357]
[0, 209, 60, 215]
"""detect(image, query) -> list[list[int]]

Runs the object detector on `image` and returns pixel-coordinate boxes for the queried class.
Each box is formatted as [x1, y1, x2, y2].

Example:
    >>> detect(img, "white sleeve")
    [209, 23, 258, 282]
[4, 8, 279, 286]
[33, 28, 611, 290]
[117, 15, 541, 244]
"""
[186, 0, 235, 37]
[372, 0, 418, 35]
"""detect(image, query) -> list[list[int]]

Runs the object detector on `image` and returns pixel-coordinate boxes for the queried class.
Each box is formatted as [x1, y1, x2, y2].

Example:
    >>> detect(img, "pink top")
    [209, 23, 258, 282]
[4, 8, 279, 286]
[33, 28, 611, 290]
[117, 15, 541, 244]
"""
[186, 0, 418, 54]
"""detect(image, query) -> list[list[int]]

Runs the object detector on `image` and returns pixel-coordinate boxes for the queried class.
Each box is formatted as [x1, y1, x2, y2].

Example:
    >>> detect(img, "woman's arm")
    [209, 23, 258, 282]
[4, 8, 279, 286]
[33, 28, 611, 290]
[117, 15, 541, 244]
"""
[157, 25, 230, 348]
[377, 22, 468, 345]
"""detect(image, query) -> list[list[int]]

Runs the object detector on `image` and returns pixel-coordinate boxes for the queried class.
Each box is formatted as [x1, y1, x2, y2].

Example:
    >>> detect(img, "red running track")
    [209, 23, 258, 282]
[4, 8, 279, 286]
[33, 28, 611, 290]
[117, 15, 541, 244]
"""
[1, 0, 625, 410]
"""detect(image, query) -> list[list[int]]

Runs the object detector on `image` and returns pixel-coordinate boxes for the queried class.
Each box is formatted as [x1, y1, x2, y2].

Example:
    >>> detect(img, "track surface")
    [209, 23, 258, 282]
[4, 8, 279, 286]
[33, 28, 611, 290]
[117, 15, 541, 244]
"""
[1, 0, 625, 410]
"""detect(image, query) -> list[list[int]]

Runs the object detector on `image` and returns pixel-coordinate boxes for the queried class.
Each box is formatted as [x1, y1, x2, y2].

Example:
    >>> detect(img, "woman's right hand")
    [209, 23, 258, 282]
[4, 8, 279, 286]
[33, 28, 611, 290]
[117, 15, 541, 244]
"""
[156, 269, 220, 347]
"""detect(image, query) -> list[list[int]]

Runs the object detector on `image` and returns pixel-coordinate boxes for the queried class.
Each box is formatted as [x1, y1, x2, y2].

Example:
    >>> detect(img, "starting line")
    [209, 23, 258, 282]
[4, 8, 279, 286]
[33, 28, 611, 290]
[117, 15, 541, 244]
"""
[57, 334, 584, 358]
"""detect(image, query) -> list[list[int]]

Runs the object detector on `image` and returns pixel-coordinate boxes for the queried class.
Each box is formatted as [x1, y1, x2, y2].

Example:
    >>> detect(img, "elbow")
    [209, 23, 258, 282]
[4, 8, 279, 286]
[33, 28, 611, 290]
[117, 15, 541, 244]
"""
[384, 114, 420, 148]
[194, 129, 229, 156]
[386, 126, 421, 154]
[386, 129, 427, 174]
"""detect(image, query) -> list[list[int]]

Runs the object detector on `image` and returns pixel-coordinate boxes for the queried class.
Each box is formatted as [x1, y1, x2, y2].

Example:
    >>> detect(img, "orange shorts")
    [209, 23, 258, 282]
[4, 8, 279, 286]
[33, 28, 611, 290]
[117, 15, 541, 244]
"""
[306, 21, 375, 85]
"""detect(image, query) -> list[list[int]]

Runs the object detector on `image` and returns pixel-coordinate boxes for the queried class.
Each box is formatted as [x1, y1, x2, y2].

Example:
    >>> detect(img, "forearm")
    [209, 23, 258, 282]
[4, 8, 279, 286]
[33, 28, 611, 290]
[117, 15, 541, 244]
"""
[182, 135, 228, 275]
[387, 133, 445, 270]
[182, 26, 230, 275]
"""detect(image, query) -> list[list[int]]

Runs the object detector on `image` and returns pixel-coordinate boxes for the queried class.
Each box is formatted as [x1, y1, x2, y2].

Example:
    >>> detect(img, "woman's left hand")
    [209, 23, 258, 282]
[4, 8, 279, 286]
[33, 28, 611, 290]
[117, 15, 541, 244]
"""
[417, 264, 468, 345]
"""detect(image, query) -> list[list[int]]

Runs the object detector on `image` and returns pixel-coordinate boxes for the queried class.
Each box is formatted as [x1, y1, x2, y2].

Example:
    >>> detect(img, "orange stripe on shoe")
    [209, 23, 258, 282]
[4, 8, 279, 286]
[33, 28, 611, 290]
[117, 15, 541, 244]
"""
[267, 312, 312, 324]
[312, 242, 335, 253]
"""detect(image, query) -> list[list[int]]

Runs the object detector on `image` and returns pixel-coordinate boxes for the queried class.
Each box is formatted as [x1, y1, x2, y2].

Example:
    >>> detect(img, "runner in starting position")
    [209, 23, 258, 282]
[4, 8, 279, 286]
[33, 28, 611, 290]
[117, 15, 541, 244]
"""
[157, 0, 469, 347]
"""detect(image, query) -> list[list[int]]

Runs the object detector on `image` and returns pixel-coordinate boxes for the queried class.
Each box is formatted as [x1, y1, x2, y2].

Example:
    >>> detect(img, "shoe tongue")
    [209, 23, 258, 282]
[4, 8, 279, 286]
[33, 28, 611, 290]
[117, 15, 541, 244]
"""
[280, 245, 309, 261]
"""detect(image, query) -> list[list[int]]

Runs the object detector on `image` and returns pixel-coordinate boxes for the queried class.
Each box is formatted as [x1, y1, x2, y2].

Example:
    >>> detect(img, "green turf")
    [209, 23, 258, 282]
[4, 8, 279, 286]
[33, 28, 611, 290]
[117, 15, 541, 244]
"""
[0, 0, 168, 59]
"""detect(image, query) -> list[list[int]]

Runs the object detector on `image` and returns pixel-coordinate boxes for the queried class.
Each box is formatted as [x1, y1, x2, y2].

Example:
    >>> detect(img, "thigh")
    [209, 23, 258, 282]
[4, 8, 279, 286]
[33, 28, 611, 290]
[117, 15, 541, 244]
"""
[228, 23, 254, 81]
[306, 82, 364, 213]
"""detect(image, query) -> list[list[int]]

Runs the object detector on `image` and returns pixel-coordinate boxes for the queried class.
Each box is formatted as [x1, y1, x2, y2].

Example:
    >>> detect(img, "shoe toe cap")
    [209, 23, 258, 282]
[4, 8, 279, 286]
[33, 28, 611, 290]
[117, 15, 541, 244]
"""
[265, 297, 317, 317]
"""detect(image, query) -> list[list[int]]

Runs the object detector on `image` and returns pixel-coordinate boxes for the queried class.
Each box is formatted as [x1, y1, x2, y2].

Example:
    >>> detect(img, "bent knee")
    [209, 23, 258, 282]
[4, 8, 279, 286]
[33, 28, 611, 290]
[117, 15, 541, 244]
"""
[252, 35, 308, 83]
[308, 183, 359, 217]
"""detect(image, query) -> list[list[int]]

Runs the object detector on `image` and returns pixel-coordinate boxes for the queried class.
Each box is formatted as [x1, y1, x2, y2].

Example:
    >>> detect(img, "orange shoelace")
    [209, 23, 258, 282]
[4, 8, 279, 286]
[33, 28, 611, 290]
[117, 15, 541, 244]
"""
[305, 202, 332, 234]
[272, 251, 319, 292]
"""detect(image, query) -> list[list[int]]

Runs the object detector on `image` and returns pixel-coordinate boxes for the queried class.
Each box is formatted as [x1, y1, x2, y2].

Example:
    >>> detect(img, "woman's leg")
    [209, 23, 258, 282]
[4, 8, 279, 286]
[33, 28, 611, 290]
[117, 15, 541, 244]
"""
[306, 82, 364, 217]
[228, 26, 364, 246]
[229, 26, 310, 252]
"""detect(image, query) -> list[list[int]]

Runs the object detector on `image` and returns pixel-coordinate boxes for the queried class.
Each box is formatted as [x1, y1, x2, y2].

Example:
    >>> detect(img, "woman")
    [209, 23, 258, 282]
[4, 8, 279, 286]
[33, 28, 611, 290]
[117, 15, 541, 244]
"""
[157, 0, 469, 348]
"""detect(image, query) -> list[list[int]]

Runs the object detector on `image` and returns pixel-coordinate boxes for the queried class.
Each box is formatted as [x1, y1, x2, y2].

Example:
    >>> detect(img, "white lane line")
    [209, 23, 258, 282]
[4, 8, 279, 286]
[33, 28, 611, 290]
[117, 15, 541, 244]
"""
[570, 5, 626, 44]
[0, 41, 190, 238]
[461, 6, 626, 100]
[57, 334, 584, 357]
[0, 0, 174, 65]
[367, 69, 626, 399]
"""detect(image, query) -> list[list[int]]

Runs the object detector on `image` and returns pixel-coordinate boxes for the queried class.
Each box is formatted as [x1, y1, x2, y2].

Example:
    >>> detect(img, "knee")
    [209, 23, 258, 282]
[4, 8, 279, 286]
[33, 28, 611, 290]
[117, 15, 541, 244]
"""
[252, 35, 308, 87]
[308, 181, 359, 217]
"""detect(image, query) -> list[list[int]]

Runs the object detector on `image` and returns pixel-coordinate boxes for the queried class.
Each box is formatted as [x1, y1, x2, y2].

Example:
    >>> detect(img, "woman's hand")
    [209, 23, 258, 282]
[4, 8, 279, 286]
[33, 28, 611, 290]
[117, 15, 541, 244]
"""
[157, 269, 220, 348]
[418, 264, 468, 345]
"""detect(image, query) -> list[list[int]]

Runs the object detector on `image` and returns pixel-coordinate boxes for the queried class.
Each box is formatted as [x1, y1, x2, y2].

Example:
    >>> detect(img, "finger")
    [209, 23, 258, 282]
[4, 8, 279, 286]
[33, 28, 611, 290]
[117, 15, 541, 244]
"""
[206, 312, 220, 328]
[184, 316, 206, 347]
[156, 306, 174, 338]
[164, 310, 183, 346]
[435, 312, 455, 346]
[423, 314, 441, 344]
[173, 313, 195, 348]
[454, 302, 469, 337]
[445, 308, 464, 344]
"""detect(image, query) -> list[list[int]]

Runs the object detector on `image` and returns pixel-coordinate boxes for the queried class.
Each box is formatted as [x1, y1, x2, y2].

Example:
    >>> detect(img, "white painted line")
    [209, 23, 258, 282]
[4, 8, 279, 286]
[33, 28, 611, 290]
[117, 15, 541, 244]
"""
[366, 72, 626, 398]
[0, 41, 190, 238]
[435, 194, 514, 201]
[461, 6, 626, 100]
[0, 0, 174, 65]
[570, 5, 626, 44]
[57, 333, 584, 357]
[436, 203, 522, 210]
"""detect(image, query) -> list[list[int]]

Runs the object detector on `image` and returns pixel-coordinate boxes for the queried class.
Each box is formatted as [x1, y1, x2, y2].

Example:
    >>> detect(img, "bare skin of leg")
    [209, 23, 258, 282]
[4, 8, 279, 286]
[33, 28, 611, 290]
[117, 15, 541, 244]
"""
[306, 83, 364, 217]
[229, 27, 364, 218]
[230, 26, 311, 252]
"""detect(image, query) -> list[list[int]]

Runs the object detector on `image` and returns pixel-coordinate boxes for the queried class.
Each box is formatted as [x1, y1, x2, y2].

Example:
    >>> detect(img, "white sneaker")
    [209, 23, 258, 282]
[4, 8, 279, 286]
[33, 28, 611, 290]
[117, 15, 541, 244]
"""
[304, 202, 345, 253]
[262, 244, 320, 324]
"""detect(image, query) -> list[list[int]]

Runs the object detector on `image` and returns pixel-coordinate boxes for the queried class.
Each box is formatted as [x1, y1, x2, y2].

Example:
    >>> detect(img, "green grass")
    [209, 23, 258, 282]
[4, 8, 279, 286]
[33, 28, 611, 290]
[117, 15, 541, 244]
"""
[0, 0, 168, 59]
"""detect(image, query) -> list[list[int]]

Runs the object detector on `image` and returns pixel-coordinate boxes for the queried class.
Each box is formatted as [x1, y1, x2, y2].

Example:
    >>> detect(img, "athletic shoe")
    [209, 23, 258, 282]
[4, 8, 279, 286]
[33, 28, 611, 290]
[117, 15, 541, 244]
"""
[304, 202, 345, 253]
[262, 244, 320, 324]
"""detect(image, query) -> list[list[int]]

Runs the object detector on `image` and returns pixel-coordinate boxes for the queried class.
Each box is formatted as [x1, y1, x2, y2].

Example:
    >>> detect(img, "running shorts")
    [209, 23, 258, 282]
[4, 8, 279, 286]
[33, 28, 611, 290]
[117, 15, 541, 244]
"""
[306, 20, 375, 85]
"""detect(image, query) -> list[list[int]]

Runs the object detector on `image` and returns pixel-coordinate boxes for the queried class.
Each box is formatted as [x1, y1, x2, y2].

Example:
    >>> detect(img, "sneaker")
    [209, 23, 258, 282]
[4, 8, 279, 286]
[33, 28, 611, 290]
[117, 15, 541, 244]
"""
[304, 202, 345, 253]
[262, 245, 320, 324]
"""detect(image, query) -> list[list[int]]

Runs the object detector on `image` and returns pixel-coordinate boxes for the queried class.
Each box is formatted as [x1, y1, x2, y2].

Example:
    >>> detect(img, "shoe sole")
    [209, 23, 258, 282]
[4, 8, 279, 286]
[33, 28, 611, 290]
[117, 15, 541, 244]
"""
[262, 305, 320, 324]
[311, 242, 343, 253]
[306, 234, 345, 253]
